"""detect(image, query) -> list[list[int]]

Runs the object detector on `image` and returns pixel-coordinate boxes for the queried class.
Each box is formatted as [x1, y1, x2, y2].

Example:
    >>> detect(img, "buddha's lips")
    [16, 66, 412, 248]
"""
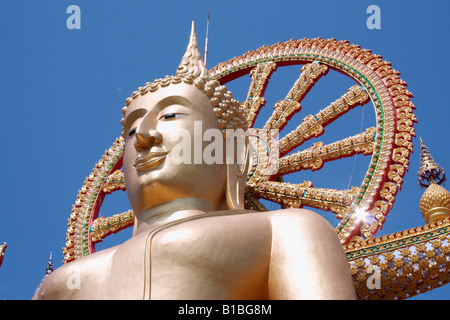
[134, 151, 169, 172]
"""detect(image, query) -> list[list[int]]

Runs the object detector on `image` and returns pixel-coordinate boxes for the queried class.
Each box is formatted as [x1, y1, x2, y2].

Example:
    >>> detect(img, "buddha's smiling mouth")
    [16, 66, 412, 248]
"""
[134, 151, 169, 172]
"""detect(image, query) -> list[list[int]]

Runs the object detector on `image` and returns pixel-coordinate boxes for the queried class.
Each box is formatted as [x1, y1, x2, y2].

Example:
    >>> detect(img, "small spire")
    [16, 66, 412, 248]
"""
[34, 252, 54, 295]
[204, 10, 211, 66]
[0, 242, 6, 269]
[417, 138, 446, 187]
[45, 252, 54, 275]
[176, 21, 209, 78]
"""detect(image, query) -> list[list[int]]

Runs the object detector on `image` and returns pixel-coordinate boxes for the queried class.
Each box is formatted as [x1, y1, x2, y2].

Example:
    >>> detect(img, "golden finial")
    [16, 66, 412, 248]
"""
[418, 138, 450, 224]
[176, 21, 209, 78]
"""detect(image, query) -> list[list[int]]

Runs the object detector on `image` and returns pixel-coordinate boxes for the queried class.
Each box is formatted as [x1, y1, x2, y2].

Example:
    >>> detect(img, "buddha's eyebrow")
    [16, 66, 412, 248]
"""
[123, 95, 199, 134]
[154, 95, 198, 112]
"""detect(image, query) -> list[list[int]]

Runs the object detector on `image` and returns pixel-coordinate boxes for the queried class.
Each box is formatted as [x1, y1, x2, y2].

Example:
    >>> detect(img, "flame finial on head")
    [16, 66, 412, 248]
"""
[176, 21, 209, 78]
[120, 21, 247, 138]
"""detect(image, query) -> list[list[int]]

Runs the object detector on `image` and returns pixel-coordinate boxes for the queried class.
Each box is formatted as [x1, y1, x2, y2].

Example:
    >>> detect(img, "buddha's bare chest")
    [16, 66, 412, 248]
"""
[107, 214, 271, 299]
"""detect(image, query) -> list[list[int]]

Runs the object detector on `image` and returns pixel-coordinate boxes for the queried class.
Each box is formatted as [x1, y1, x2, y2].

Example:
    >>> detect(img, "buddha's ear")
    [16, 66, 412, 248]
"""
[225, 132, 249, 210]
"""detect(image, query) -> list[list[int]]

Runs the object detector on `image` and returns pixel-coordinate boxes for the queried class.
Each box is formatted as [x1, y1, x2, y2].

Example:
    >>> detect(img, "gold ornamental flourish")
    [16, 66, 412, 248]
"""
[263, 62, 328, 131]
[345, 217, 450, 300]
[90, 210, 134, 243]
[278, 85, 370, 155]
[102, 169, 126, 194]
[278, 127, 375, 175]
[243, 61, 277, 127]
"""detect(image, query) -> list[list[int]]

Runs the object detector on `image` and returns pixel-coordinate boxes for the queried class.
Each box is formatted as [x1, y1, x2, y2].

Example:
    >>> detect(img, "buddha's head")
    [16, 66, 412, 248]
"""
[121, 22, 249, 216]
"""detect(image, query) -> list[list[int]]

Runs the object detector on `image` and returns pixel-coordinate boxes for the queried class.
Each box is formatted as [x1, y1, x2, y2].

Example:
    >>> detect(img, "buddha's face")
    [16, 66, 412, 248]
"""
[122, 82, 228, 215]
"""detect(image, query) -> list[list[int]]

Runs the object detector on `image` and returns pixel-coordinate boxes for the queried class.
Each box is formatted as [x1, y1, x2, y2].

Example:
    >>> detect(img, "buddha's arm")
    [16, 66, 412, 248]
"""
[268, 209, 356, 300]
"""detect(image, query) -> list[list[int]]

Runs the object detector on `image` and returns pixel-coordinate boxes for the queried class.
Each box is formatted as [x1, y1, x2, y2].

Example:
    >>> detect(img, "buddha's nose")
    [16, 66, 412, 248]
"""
[134, 130, 162, 152]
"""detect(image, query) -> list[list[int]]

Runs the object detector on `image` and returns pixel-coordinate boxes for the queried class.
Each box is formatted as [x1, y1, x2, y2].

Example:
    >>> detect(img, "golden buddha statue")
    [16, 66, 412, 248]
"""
[33, 22, 355, 300]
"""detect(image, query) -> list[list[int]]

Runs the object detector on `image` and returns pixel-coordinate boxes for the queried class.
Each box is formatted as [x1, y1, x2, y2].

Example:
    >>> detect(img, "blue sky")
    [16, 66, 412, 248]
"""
[0, 0, 449, 300]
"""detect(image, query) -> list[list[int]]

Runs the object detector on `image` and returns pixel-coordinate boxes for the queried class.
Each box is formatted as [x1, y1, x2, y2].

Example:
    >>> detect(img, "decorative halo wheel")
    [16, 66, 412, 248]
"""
[63, 38, 416, 263]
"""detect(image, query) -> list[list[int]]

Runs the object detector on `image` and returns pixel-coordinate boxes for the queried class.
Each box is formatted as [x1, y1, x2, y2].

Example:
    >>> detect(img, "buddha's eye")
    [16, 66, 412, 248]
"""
[128, 128, 136, 137]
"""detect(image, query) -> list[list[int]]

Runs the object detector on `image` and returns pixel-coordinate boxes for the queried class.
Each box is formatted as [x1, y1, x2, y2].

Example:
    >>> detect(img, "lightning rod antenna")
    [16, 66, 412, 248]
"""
[204, 10, 210, 66]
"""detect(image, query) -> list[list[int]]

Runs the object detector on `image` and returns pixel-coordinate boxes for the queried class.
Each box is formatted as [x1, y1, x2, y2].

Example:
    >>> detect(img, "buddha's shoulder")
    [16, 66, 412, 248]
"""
[267, 207, 329, 222]
[204, 208, 333, 231]
[267, 208, 343, 248]
[266, 208, 337, 235]
[207, 209, 338, 246]
[35, 245, 118, 299]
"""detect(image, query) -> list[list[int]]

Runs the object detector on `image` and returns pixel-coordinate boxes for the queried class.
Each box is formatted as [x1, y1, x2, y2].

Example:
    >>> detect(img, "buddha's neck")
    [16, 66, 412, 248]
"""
[133, 197, 227, 236]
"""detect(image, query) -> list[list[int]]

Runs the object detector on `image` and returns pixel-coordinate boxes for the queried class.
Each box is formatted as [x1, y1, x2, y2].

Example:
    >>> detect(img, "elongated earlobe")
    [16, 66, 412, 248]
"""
[225, 140, 249, 210]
